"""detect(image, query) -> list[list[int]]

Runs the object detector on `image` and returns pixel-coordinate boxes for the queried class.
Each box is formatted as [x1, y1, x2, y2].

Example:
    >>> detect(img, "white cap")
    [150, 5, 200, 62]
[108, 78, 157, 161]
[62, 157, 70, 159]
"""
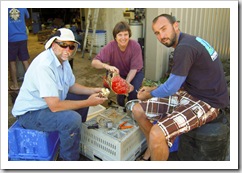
[45, 28, 80, 49]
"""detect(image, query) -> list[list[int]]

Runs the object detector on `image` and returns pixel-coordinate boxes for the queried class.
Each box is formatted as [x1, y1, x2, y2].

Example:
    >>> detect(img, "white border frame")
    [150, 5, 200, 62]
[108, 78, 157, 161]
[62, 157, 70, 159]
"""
[1, 0, 238, 170]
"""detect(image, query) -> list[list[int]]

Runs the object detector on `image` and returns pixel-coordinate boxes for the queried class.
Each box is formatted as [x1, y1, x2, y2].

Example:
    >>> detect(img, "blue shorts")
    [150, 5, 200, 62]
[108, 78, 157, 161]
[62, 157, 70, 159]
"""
[8, 40, 30, 62]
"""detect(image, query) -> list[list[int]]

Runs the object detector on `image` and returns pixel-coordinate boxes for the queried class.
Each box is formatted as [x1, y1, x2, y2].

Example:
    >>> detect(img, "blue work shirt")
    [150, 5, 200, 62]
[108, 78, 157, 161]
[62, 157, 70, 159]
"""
[12, 49, 75, 117]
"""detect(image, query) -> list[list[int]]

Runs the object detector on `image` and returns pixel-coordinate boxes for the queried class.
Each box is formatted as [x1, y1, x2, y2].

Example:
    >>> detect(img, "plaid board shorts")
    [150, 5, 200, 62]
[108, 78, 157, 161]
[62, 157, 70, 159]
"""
[140, 90, 219, 147]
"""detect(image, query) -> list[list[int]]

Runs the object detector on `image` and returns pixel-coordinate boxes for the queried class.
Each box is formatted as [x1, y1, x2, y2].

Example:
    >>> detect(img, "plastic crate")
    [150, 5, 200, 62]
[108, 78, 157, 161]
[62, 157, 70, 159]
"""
[8, 121, 60, 161]
[88, 30, 106, 34]
[80, 107, 147, 161]
[87, 30, 107, 47]
[87, 104, 106, 121]
[80, 137, 147, 161]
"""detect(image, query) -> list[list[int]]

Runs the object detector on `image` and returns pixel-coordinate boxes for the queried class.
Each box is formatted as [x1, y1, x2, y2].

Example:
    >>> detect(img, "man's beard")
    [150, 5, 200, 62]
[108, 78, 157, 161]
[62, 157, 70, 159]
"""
[162, 32, 177, 47]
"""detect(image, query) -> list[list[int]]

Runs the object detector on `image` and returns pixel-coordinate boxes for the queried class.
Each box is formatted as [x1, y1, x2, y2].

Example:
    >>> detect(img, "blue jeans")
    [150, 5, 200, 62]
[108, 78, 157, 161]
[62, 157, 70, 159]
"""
[17, 93, 89, 161]
[117, 70, 144, 106]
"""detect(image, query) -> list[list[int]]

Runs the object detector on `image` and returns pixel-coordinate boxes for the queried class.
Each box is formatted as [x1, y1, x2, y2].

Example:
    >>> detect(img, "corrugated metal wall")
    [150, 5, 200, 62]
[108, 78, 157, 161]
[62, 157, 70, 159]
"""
[145, 8, 230, 81]
[171, 8, 230, 59]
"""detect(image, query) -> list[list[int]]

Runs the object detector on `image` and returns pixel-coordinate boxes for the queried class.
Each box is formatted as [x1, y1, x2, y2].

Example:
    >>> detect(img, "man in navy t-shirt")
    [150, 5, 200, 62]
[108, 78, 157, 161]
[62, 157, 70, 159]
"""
[132, 14, 229, 161]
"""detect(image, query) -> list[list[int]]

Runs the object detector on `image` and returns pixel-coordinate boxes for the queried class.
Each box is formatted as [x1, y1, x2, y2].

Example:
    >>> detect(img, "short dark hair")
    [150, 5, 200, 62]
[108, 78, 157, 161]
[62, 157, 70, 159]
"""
[112, 21, 132, 39]
[153, 14, 177, 24]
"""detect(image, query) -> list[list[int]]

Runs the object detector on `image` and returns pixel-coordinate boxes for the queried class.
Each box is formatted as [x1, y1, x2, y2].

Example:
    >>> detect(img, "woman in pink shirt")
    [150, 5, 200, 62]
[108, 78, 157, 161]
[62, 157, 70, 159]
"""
[92, 21, 144, 107]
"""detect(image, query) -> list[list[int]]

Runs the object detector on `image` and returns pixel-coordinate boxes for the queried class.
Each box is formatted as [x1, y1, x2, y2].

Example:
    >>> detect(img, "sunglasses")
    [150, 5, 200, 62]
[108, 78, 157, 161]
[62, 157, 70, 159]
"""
[54, 41, 76, 50]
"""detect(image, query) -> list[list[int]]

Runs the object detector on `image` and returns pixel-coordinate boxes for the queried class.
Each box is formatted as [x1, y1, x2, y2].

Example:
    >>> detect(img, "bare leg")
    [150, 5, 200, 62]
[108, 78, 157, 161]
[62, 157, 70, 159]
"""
[133, 103, 170, 161]
[132, 103, 153, 160]
[9, 61, 19, 89]
[149, 125, 169, 160]
[22, 60, 29, 71]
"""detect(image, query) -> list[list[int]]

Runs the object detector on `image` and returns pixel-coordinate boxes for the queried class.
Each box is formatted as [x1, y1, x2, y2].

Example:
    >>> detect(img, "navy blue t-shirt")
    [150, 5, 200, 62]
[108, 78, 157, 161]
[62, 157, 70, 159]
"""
[171, 33, 229, 108]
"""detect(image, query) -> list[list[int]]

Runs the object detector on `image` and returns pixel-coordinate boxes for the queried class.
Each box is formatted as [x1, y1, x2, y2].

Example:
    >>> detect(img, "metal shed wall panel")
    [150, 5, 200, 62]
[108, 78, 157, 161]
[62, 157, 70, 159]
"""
[176, 8, 230, 60]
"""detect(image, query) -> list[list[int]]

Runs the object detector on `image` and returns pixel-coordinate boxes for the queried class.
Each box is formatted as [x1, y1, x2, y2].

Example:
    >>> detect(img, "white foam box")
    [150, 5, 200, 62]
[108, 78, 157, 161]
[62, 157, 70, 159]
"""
[87, 104, 106, 121]
[80, 107, 147, 161]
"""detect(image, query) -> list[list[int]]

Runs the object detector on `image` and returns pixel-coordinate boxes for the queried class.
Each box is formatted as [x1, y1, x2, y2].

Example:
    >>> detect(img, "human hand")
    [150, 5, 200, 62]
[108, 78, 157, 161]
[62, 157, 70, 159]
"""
[108, 65, 119, 74]
[93, 87, 103, 93]
[137, 86, 153, 101]
[87, 93, 108, 106]
[128, 83, 134, 93]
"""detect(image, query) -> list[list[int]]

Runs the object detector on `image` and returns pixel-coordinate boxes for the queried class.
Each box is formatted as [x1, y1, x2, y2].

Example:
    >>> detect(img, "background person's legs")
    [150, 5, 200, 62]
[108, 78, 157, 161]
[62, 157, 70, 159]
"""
[9, 61, 19, 90]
